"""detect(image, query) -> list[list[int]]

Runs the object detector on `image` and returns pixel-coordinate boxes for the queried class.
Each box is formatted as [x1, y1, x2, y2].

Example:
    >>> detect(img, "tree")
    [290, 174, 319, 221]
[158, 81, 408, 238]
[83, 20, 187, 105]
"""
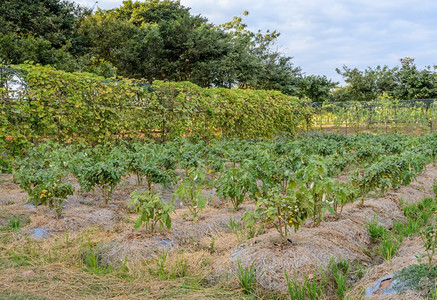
[334, 58, 437, 101]
[392, 57, 437, 99]
[220, 12, 302, 93]
[0, 0, 97, 73]
[295, 75, 338, 102]
[0, 0, 90, 48]
[75, 9, 138, 67]
[0, 33, 81, 71]
[334, 65, 397, 101]
[1, 0, 310, 94]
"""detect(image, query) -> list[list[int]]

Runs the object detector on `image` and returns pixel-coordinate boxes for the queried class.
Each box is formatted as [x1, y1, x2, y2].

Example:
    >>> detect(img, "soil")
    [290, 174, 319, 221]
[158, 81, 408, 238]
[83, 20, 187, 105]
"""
[0, 164, 436, 297]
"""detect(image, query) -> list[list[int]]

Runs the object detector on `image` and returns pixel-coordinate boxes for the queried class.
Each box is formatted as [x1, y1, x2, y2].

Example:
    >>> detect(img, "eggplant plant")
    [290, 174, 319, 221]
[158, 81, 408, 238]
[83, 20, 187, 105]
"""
[215, 164, 258, 211]
[174, 167, 208, 221]
[129, 190, 174, 232]
[13, 141, 74, 216]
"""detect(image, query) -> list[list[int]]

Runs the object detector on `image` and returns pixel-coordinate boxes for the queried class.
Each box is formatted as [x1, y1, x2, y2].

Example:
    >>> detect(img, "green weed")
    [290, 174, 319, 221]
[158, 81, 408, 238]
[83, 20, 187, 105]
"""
[379, 231, 400, 261]
[284, 269, 326, 300]
[328, 258, 352, 299]
[80, 241, 112, 274]
[150, 250, 188, 280]
[1, 215, 28, 232]
[209, 237, 216, 254]
[393, 263, 437, 298]
[284, 258, 364, 300]
[236, 260, 259, 295]
[366, 215, 386, 240]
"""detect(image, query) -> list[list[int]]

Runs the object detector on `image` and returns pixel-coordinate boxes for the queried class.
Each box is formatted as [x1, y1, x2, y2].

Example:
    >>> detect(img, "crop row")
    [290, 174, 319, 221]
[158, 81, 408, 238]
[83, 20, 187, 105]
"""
[13, 133, 437, 243]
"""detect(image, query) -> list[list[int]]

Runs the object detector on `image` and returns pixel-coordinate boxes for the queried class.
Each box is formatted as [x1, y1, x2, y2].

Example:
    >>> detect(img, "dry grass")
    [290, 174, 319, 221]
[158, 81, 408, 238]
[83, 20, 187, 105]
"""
[346, 237, 429, 300]
[0, 164, 436, 299]
[0, 227, 251, 299]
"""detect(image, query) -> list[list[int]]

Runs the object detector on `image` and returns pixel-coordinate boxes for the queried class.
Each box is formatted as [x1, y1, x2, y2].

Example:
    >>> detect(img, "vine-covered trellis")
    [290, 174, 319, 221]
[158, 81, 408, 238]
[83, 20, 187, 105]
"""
[0, 65, 310, 172]
[310, 99, 437, 135]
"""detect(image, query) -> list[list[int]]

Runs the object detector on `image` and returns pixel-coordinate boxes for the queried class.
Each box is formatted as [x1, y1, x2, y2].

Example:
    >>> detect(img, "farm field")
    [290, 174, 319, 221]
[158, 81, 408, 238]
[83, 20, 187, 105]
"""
[0, 133, 436, 299]
[2, 0, 437, 299]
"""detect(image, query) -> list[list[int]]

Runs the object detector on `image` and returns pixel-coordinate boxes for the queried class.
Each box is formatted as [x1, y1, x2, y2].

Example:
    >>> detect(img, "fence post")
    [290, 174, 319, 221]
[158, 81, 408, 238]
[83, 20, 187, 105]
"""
[345, 108, 348, 136]
[431, 99, 435, 133]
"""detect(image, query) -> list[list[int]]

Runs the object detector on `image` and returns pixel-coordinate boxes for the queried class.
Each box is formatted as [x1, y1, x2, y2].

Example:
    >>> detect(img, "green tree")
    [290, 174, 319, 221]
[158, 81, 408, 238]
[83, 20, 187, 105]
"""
[0, 0, 90, 48]
[335, 65, 397, 101]
[75, 9, 137, 71]
[334, 58, 437, 101]
[0, 0, 97, 72]
[295, 75, 338, 102]
[392, 57, 437, 99]
[220, 12, 302, 93]
[0, 33, 81, 71]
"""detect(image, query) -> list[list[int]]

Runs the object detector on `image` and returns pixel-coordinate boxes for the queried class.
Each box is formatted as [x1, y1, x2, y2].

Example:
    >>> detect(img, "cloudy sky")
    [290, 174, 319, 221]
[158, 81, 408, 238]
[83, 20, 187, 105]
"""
[76, 0, 437, 83]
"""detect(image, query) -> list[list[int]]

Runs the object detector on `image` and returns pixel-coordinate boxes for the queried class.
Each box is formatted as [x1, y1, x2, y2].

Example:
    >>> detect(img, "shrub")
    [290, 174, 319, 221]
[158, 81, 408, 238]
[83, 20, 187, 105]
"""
[129, 190, 174, 232]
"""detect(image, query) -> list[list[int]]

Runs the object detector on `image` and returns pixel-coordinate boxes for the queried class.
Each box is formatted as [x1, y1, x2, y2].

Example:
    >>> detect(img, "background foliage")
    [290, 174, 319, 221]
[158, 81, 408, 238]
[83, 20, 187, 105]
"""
[0, 64, 311, 171]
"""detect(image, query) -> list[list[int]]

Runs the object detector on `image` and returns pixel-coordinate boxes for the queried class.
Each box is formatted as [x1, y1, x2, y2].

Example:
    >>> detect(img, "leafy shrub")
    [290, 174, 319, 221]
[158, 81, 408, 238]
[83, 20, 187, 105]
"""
[248, 182, 313, 244]
[72, 146, 126, 205]
[129, 190, 174, 232]
[30, 181, 74, 217]
[215, 165, 258, 211]
[174, 167, 208, 221]
[298, 156, 334, 226]
[421, 224, 437, 271]
[328, 181, 358, 217]
[13, 141, 74, 216]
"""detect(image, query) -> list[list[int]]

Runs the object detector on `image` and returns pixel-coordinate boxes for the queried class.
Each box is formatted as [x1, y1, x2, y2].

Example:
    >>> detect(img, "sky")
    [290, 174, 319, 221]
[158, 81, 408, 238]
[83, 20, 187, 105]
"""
[75, 0, 437, 83]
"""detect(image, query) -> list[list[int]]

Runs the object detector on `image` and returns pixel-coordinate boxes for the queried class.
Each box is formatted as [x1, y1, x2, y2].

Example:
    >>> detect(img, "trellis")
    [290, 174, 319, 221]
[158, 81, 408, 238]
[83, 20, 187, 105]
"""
[310, 99, 437, 135]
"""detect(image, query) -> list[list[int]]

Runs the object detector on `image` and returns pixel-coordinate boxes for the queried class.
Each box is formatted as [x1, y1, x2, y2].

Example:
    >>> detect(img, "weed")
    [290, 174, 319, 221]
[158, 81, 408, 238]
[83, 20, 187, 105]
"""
[228, 217, 244, 243]
[171, 255, 188, 278]
[284, 270, 306, 300]
[8, 216, 21, 230]
[155, 251, 168, 279]
[393, 219, 420, 237]
[433, 179, 437, 198]
[393, 263, 437, 298]
[209, 237, 216, 254]
[365, 215, 386, 240]
[403, 198, 436, 228]
[80, 241, 112, 274]
[150, 251, 188, 280]
[328, 258, 351, 299]
[379, 231, 400, 261]
[284, 269, 326, 300]
[236, 260, 259, 295]
[117, 257, 130, 278]
[246, 222, 264, 240]
[10, 252, 31, 267]
[0, 293, 48, 300]
[284, 258, 363, 300]
[1, 215, 27, 232]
